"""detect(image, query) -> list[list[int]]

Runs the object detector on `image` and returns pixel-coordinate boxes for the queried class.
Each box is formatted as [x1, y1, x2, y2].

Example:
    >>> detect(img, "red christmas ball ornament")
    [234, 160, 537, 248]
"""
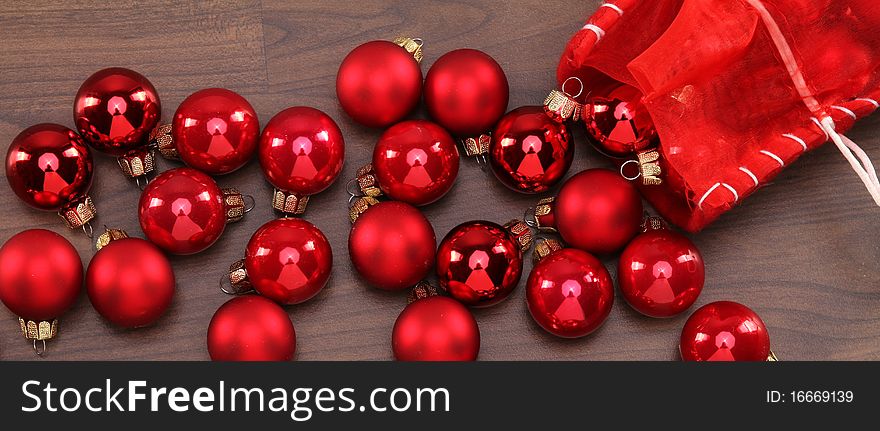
[6, 124, 97, 230]
[618, 219, 704, 318]
[86, 229, 175, 328]
[259, 106, 345, 215]
[231, 218, 333, 305]
[0, 229, 83, 354]
[489, 106, 573, 193]
[393, 295, 480, 361]
[585, 84, 658, 158]
[207, 295, 296, 361]
[368, 120, 460, 206]
[336, 38, 423, 128]
[680, 301, 773, 362]
[169, 88, 260, 175]
[349, 200, 436, 291]
[424, 49, 509, 137]
[526, 243, 613, 338]
[139, 167, 246, 255]
[553, 168, 643, 254]
[73, 67, 161, 156]
[435, 220, 528, 307]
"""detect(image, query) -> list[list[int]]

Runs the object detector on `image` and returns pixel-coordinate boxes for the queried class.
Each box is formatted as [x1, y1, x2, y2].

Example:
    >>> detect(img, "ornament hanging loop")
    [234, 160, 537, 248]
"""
[33, 339, 47, 356]
[242, 195, 256, 214]
[620, 160, 642, 181]
[561, 77, 584, 99]
[523, 207, 538, 228]
[82, 222, 94, 239]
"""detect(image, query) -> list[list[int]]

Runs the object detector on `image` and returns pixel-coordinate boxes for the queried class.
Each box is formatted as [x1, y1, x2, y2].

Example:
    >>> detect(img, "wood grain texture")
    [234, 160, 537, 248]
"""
[0, 0, 878, 361]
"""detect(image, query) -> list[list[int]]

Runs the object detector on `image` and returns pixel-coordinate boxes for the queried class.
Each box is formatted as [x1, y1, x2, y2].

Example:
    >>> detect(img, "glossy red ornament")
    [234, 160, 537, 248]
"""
[259, 107, 345, 209]
[336, 40, 422, 128]
[245, 218, 332, 305]
[436, 220, 522, 307]
[171, 88, 260, 175]
[349, 201, 436, 291]
[680, 301, 771, 361]
[585, 84, 658, 158]
[392, 296, 480, 361]
[527, 248, 613, 338]
[489, 106, 573, 193]
[618, 224, 704, 318]
[73, 67, 161, 155]
[86, 237, 175, 328]
[6, 123, 94, 211]
[138, 167, 228, 255]
[555, 169, 643, 254]
[0, 229, 82, 322]
[207, 295, 296, 361]
[424, 49, 509, 137]
[373, 120, 460, 206]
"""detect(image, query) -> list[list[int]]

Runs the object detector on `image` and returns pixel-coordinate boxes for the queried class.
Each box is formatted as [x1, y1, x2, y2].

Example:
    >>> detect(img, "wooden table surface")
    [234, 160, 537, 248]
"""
[0, 0, 878, 361]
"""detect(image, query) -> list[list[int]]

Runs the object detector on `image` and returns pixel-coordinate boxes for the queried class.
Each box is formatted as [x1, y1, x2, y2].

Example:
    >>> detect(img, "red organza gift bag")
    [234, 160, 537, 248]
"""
[558, 0, 880, 232]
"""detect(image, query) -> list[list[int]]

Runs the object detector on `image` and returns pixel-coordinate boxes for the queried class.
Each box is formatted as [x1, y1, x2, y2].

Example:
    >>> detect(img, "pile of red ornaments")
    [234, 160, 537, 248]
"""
[0, 36, 775, 363]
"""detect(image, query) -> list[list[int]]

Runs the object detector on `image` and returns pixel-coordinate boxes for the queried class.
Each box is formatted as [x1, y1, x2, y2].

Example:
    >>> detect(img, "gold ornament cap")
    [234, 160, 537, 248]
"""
[117, 147, 157, 180]
[641, 216, 667, 233]
[462, 134, 491, 157]
[19, 317, 58, 356]
[355, 164, 383, 198]
[221, 259, 254, 295]
[95, 227, 129, 251]
[543, 77, 585, 122]
[59, 195, 96, 232]
[533, 196, 557, 232]
[407, 281, 439, 304]
[149, 124, 178, 160]
[767, 351, 779, 361]
[273, 189, 309, 216]
[504, 219, 533, 252]
[621, 149, 663, 186]
[533, 238, 564, 263]
[349, 196, 380, 223]
[393, 36, 424, 63]
[222, 188, 251, 223]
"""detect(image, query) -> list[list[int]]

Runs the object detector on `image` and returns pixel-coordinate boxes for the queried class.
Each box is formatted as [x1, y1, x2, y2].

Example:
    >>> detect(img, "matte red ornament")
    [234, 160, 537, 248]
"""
[259, 106, 345, 214]
[489, 106, 573, 193]
[86, 235, 175, 328]
[207, 295, 296, 361]
[392, 295, 480, 361]
[424, 49, 509, 137]
[618, 222, 704, 318]
[244, 218, 332, 304]
[555, 169, 643, 254]
[349, 201, 436, 291]
[372, 120, 460, 206]
[436, 220, 523, 307]
[0, 229, 82, 353]
[138, 167, 234, 255]
[336, 39, 423, 128]
[680, 301, 771, 362]
[73, 67, 161, 156]
[527, 248, 613, 338]
[6, 123, 94, 212]
[171, 88, 260, 175]
[584, 84, 658, 158]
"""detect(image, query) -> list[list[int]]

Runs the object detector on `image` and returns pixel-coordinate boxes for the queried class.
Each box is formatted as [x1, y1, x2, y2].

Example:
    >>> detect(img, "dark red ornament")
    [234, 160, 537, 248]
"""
[585, 84, 658, 158]
[138, 167, 242, 255]
[0, 229, 82, 353]
[371, 120, 460, 206]
[554, 168, 643, 254]
[259, 106, 345, 214]
[618, 220, 704, 318]
[207, 295, 296, 361]
[435, 220, 523, 307]
[86, 231, 175, 328]
[392, 295, 480, 361]
[349, 201, 436, 291]
[424, 49, 509, 137]
[336, 38, 423, 128]
[489, 106, 573, 193]
[171, 88, 260, 175]
[527, 247, 613, 338]
[6, 123, 94, 217]
[73, 67, 161, 156]
[242, 218, 332, 305]
[680, 301, 772, 361]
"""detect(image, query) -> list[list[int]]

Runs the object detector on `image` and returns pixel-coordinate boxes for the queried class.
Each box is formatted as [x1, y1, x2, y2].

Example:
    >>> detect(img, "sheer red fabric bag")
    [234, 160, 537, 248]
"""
[558, 0, 880, 232]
